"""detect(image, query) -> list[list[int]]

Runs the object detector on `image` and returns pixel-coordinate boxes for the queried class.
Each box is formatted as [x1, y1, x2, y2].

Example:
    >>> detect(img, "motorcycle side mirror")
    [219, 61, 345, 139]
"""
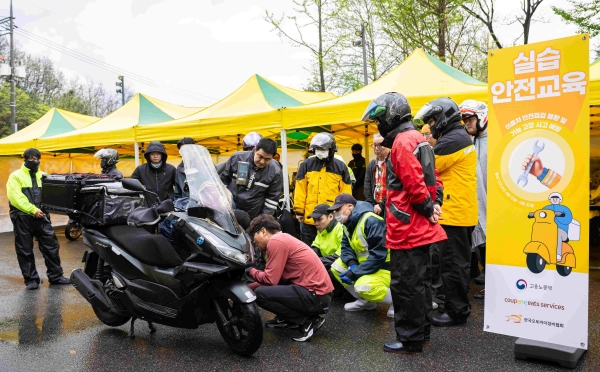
[555, 212, 565, 217]
[122, 178, 146, 192]
[527, 212, 535, 219]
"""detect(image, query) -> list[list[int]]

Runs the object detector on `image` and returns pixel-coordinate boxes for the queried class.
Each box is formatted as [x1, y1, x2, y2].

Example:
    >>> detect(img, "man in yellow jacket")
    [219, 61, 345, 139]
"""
[7, 148, 69, 290]
[414, 98, 478, 327]
[294, 133, 353, 245]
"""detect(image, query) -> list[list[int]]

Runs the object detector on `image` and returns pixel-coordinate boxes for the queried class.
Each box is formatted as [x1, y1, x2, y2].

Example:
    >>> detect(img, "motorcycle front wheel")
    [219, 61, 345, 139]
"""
[526, 253, 546, 274]
[65, 221, 83, 241]
[214, 297, 263, 356]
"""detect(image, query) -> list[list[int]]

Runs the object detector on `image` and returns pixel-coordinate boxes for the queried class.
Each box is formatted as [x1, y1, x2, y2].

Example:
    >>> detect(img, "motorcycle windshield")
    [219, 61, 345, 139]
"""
[180, 145, 240, 235]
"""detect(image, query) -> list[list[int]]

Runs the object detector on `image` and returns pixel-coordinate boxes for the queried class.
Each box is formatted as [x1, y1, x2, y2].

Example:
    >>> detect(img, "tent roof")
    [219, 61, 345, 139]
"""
[0, 108, 98, 155]
[36, 93, 203, 152]
[135, 74, 336, 146]
[281, 48, 488, 133]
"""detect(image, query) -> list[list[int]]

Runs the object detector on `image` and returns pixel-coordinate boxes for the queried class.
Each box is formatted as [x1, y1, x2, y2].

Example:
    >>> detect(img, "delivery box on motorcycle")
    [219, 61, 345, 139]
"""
[79, 183, 144, 227]
[41, 173, 117, 214]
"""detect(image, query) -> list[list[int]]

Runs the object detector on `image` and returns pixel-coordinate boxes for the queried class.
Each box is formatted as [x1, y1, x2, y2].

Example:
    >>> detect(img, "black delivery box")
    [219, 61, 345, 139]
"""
[41, 173, 116, 215]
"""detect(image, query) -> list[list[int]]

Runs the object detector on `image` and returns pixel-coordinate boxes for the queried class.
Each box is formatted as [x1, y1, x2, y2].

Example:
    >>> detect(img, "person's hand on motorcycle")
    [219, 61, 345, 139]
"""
[296, 214, 304, 223]
[374, 205, 382, 215]
[522, 155, 544, 178]
[34, 209, 45, 219]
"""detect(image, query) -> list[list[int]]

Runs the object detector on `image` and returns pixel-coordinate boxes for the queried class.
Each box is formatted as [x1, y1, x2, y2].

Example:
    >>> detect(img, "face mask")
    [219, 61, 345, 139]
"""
[25, 160, 39, 173]
[151, 162, 162, 169]
[352, 154, 362, 160]
[315, 150, 329, 160]
[334, 210, 348, 224]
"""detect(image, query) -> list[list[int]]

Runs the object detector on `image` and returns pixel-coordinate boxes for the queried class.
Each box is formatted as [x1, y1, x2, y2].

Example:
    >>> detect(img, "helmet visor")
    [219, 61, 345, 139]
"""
[94, 149, 110, 159]
[413, 104, 437, 127]
[361, 101, 386, 123]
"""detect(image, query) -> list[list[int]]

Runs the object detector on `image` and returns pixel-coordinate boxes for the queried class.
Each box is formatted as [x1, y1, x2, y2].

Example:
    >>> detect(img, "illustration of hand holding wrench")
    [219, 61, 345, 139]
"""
[518, 140, 562, 189]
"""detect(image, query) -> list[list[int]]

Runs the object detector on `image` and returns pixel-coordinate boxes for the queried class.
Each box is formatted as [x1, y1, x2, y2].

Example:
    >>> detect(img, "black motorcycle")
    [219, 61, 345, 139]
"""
[70, 145, 263, 356]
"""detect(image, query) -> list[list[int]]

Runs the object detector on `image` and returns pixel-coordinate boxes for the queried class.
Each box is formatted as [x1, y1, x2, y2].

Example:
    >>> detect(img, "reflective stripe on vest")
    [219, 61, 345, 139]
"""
[331, 261, 347, 274]
[344, 212, 388, 264]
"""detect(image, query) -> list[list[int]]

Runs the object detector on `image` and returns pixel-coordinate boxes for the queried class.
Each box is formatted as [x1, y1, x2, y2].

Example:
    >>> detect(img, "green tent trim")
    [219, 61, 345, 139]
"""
[40, 110, 77, 138]
[256, 75, 303, 109]
[425, 52, 486, 86]
[138, 95, 174, 125]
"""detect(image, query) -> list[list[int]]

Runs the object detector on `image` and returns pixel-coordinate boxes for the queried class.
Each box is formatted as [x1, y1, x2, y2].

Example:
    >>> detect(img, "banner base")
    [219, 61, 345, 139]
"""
[514, 338, 586, 369]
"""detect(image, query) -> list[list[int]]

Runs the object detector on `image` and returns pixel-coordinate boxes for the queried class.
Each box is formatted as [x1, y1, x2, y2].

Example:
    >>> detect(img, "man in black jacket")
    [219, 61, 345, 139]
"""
[363, 133, 389, 216]
[131, 141, 176, 205]
[348, 144, 366, 201]
[174, 137, 195, 201]
[220, 138, 282, 220]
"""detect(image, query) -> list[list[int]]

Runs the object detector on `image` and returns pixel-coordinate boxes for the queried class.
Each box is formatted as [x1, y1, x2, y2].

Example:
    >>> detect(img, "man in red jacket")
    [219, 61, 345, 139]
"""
[362, 92, 447, 354]
[247, 214, 334, 342]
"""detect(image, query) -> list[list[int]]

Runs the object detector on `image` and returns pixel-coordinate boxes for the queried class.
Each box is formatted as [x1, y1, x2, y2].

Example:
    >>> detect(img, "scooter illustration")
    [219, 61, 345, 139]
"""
[523, 209, 579, 277]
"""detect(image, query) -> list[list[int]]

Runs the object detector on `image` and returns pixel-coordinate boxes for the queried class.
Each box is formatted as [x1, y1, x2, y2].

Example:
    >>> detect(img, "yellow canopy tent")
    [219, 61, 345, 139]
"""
[35, 93, 203, 155]
[135, 74, 335, 153]
[0, 108, 99, 155]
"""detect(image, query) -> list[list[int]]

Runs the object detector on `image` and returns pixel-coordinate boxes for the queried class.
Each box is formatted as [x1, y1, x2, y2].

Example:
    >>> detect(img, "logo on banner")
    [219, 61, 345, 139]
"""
[505, 314, 522, 323]
[516, 279, 528, 290]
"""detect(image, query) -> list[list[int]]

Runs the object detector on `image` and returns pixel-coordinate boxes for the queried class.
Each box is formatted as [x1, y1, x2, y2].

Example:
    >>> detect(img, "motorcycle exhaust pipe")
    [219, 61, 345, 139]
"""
[70, 269, 111, 311]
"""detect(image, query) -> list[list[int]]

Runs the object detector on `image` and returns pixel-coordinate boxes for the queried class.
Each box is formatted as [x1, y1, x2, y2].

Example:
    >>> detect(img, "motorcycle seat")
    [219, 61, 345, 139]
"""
[96, 225, 183, 268]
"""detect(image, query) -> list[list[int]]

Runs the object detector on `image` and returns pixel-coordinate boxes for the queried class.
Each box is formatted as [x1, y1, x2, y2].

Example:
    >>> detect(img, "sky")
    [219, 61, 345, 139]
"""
[2, 0, 581, 108]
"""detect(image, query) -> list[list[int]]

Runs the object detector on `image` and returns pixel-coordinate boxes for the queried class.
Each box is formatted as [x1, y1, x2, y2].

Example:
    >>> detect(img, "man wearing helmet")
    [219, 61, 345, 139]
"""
[362, 92, 446, 354]
[94, 148, 123, 179]
[242, 132, 263, 151]
[460, 100, 488, 300]
[414, 97, 478, 328]
[544, 192, 573, 262]
[294, 132, 353, 245]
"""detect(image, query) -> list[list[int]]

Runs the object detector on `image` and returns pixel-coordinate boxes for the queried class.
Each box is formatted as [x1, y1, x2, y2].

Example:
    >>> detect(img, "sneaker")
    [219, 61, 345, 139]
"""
[344, 299, 377, 312]
[49, 276, 70, 285]
[265, 317, 298, 329]
[474, 289, 485, 300]
[387, 305, 395, 318]
[432, 302, 439, 310]
[474, 272, 485, 285]
[293, 317, 325, 342]
[25, 282, 39, 290]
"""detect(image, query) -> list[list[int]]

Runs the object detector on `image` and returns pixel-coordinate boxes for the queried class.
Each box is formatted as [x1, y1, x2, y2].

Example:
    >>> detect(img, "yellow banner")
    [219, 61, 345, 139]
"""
[485, 34, 589, 349]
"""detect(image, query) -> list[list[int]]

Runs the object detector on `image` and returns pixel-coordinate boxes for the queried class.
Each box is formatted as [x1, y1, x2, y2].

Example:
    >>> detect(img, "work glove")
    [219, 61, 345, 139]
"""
[339, 272, 354, 285]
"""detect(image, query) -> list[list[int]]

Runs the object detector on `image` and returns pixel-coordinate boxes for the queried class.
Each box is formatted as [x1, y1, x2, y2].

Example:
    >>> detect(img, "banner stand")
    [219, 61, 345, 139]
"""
[514, 338, 586, 369]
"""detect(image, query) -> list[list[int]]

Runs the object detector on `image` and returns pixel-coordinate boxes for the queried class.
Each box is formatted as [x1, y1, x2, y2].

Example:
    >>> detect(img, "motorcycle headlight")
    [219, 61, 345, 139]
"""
[190, 222, 251, 264]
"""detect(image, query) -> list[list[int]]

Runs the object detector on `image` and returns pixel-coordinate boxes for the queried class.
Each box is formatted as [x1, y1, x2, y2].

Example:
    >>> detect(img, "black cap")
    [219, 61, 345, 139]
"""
[327, 193, 357, 212]
[351, 143, 363, 151]
[308, 203, 331, 219]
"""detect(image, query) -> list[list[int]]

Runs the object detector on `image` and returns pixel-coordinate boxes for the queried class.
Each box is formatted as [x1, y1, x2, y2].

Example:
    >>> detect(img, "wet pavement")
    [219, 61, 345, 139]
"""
[0, 228, 599, 371]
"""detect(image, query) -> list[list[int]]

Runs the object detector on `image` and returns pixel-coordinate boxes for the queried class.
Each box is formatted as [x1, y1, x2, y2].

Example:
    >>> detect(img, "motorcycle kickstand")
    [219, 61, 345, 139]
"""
[129, 318, 137, 339]
[148, 321, 156, 334]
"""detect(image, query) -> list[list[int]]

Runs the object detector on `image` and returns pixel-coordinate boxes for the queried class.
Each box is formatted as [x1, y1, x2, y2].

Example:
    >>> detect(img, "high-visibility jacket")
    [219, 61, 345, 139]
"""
[294, 156, 352, 225]
[312, 219, 344, 257]
[7, 164, 44, 215]
[434, 123, 478, 227]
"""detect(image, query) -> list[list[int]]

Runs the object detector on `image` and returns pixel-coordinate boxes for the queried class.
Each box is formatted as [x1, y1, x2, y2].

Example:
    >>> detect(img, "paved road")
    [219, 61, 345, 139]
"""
[0, 228, 598, 371]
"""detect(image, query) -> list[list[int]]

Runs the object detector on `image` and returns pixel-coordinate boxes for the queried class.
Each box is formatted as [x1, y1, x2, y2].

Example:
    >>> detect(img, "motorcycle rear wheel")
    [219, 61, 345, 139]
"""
[556, 265, 572, 277]
[93, 305, 131, 327]
[65, 221, 83, 241]
[214, 298, 263, 356]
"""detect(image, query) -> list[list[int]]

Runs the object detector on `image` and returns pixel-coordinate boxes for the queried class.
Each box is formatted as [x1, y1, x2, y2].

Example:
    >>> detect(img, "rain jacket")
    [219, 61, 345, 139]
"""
[340, 201, 388, 280]
[385, 122, 447, 249]
[472, 131, 487, 248]
[101, 165, 123, 179]
[131, 142, 176, 204]
[294, 156, 352, 225]
[364, 158, 387, 213]
[312, 219, 344, 257]
[433, 122, 478, 227]
[220, 150, 282, 220]
[7, 164, 44, 215]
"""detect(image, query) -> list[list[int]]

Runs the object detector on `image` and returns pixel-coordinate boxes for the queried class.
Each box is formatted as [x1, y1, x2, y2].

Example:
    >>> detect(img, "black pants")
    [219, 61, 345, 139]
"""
[300, 223, 317, 246]
[255, 285, 332, 325]
[390, 245, 432, 348]
[439, 225, 474, 322]
[429, 243, 444, 305]
[10, 212, 63, 285]
[476, 243, 486, 271]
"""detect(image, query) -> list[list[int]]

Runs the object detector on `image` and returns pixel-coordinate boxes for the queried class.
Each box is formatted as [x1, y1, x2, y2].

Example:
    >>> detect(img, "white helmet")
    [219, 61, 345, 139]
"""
[548, 192, 562, 202]
[459, 100, 488, 132]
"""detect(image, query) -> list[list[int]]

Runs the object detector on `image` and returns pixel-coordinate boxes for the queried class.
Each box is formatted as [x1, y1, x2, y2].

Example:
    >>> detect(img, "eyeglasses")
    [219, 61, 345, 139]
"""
[371, 144, 383, 149]
[422, 133, 432, 139]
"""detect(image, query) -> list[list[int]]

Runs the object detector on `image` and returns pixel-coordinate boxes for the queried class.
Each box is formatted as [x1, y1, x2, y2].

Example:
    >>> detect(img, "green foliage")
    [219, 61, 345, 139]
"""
[552, 0, 600, 37]
[0, 83, 50, 138]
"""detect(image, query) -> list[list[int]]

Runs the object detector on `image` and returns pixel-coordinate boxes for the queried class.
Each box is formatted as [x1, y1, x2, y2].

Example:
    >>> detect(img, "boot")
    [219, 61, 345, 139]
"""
[382, 289, 394, 318]
[344, 286, 377, 311]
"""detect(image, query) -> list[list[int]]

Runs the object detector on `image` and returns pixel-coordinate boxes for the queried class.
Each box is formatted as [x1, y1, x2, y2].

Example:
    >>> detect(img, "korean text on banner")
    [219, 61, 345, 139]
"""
[484, 34, 589, 350]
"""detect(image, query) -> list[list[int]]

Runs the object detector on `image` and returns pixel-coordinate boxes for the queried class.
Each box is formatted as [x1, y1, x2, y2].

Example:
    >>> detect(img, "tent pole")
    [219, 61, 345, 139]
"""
[280, 129, 290, 212]
[134, 141, 140, 167]
[364, 125, 370, 164]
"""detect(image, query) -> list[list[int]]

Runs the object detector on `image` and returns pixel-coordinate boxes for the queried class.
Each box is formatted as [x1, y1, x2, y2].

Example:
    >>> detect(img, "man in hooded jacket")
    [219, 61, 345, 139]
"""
[131, 141, 176, 205]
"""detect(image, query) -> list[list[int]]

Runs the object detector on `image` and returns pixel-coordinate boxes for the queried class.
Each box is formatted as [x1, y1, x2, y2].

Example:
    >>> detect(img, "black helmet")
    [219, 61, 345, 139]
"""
[242, 132, 263, 151]
[310, 132, 337, 161]
[361, 92, 411, 137]
[94, 148, 119, 168]
[414, 97, 461, 140]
